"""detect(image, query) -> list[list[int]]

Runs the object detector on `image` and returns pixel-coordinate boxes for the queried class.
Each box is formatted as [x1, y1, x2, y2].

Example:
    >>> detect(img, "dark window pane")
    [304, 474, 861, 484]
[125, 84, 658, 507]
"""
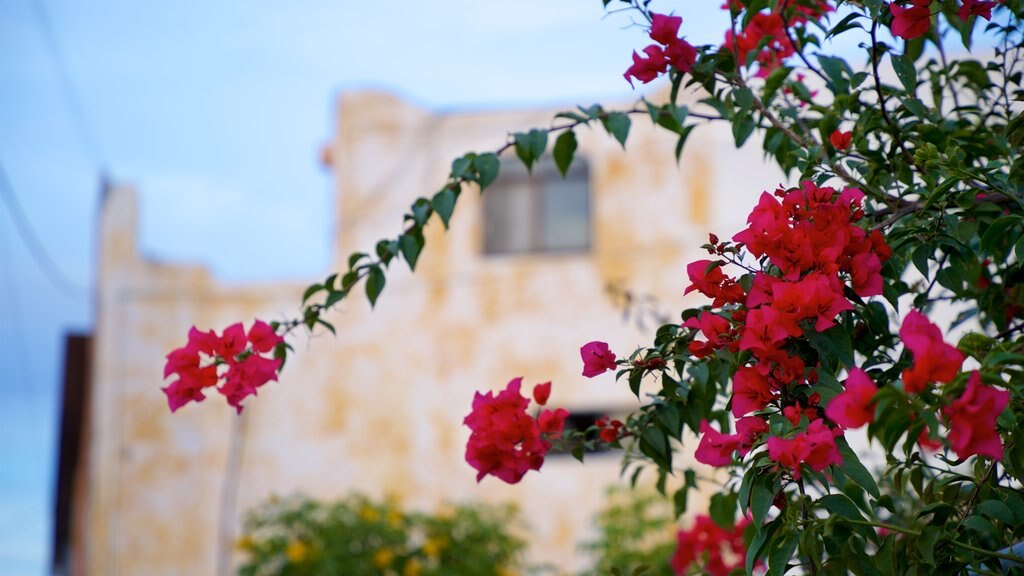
[482, 157, 590, 255]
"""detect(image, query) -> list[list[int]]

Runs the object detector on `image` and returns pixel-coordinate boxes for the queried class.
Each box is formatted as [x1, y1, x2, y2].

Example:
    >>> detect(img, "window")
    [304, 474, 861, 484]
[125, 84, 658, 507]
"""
[482, 156, 591, 255]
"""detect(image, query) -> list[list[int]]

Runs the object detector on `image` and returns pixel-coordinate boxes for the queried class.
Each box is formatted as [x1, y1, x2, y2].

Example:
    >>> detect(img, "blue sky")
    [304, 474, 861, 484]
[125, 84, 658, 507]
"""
[0, 2, 734, 573]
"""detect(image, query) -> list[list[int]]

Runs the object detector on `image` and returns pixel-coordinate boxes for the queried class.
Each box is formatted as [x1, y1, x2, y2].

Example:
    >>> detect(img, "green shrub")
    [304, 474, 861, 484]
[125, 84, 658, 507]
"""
[237, 494, 529, 576]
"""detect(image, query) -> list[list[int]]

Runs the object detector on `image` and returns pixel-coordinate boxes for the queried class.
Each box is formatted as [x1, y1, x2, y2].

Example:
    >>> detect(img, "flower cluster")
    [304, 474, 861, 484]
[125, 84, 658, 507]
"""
[890, 0, 1005, 40]
[688, 181, 892, 477]
[900, 310, 965, 393]
[464, 378, 569, 484]
[595, 416, 627, 443]
[723, 0, 833, 77]
[944, 371, 1010, 460]
[162, 320, 284, 413]
[624, 13, 697, 87]
[670, 515, 750, 576]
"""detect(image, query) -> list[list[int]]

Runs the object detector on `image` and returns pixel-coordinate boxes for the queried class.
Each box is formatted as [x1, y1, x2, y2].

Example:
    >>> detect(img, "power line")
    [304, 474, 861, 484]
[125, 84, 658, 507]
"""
[33, 0, 104, 166]
[0, 160, 89, 300]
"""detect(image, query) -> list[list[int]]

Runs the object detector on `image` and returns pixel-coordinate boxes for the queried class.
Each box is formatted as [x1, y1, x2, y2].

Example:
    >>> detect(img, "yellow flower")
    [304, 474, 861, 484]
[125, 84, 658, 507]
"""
[359, 505, 380, 523]
[422, 537, 446, 560]
[373, 548, 395, 569]
[403, 558, 423, 576]
[234, 535, 256, 552]
[387, 510, 403, 527]
[496, 567, 519, 576]
[285, 540, 310, 564]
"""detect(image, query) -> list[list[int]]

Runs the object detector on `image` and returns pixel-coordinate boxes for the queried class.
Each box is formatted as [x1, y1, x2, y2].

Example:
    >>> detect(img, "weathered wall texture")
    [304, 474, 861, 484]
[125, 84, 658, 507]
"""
[83, 90, 784, 574]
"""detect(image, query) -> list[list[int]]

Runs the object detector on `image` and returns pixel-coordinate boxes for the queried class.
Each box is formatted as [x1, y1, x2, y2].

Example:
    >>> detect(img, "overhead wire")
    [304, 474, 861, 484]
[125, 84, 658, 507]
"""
[0, 160, 89, 300]
[33, 0, 105, 167]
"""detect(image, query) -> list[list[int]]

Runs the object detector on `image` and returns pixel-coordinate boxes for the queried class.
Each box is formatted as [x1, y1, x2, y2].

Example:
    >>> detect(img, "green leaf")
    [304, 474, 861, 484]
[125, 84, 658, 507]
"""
[553, 131, 578, 177]
[474, 153, 500, 189]
[411, 198, 432, 226]
[768, 532, 798, 576]
[980, 215, 1023, 259]
[302, 283, 324, 304]
[450, 155, 473, 180]
[375, 239, 398, 266]
[732, 114, 756, 147]
[709, 492, 738, 530]
[674, 126, 695, 162]
[365, 265, 386, 307]
[747, 519, 780, 575]
[673, 485, 688, 519]
[818, 493, 865, 521]
[734, 87, 754, 112]
[316, 318, 336, 336]
[891, 53, 918, 92]
[916, 526, 941, 565]
[431, 188, 457, 228]
[900, 97, 929, 119]
[804, 325, 854, 370]
[977, 499, 1015, 525]
[751, 477, 775, 530]
[602, 112, 631, 148]
[324, 289, 346, 308]
[348, 252, 368, 269]
[763, 66, 793, 102]
[514, 129, 548, 172]
[398, 230, 424, 271]
[835, 436, 880, 498]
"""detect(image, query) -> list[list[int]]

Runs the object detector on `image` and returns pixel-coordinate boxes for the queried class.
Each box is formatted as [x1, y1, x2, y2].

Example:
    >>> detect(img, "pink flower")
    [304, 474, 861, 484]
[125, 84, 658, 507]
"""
[739, 307, 791, 355]
[830, 129, 852, 150]
[464, 377, 551, 484]
[665, 38, 697, 73]
[247, 320, 282, 353]
[163, 320, 284, 413]
[767, 420, 842, 478]
[942, 371, 1009, 460]
[649, 13, 682, 44]
[624, 45, 668, 87]
[732, 366, 775, 417]
[538, 408, 570, 436]
[957, 0, 1000, 21]
[580, 341, 617, 377]
[889, 0, 933, 40]
[736, 416, 769, 454]
[532, 381, 551, 406]
[671, 515, 749, 576]
[825, 368, 877, 429]
[695, 420, 742, 467]
[596, 417, 626, 443]
[900, 310, 964, 393]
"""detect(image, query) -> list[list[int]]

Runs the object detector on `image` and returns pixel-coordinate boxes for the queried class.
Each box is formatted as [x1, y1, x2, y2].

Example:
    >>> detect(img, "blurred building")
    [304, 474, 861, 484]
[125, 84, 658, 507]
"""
[54, 90, 782, 575]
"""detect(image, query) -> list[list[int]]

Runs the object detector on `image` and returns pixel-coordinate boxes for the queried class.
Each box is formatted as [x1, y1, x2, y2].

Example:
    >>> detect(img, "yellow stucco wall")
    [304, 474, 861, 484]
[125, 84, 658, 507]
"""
[84, 89, 784, 574]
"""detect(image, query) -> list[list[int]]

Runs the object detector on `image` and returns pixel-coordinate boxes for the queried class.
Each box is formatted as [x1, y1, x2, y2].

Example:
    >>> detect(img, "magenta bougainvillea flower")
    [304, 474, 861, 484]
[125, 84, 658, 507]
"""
[670, 515, 750, 576]
[957, 0, 1001, 21]
[162, 320, 283, 413]
[624, 13, 697, 87]
[580, 341, 617, 377]
[464, 378, 569, 484]
[766, 420, 843, 478]
[830, 129, 852, 150]
[532, 381, 551, 406]
[889, 0, 934, 40]
[694, 420, 743, 466]
[943, 371, 1009, 460]
[900, 310, 964, 394]
[826, 368, 878, 429]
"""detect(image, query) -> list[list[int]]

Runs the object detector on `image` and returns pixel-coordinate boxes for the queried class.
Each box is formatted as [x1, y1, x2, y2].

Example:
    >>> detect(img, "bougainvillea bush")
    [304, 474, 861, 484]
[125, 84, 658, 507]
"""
[165, 0, 1024, 573]
[236, 494, 529, 576]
